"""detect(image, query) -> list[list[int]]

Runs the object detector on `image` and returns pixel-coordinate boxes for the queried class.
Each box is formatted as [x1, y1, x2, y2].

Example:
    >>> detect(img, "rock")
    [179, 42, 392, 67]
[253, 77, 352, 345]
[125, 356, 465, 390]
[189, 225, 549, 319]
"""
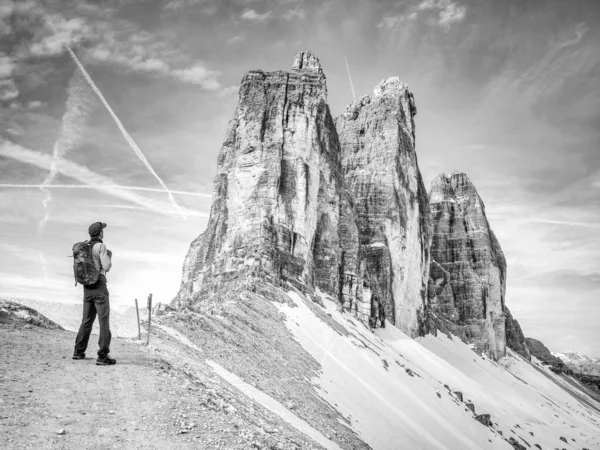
[466, 402, 475, 413]
[453, 391, 463, 402]
[508, 437, 527, 450]
[475, 414, 491, 426]
[428, 172, 506, 359]
[559, 437, 568, 443]
[285, 400, 296, 410]
[336, 77, 432, 336]
[174, 50, 346, 307]
[526, 338, 572, 374]
[533, 445, 541, 450]
[505, 307, 531, 360]
[0, 299, 64, 330]
[56, 429, 65, 435]
[152, 302, 174, 316]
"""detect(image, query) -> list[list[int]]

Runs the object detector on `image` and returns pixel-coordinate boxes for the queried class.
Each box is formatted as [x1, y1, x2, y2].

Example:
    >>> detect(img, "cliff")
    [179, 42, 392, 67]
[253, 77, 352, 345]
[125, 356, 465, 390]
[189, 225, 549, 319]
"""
[504, 306, 530, 360]
[428, 172, 506, 359]
[174, 51, 345, 306]
[336, 78, 432, 337]
[526, 338, 573, 374]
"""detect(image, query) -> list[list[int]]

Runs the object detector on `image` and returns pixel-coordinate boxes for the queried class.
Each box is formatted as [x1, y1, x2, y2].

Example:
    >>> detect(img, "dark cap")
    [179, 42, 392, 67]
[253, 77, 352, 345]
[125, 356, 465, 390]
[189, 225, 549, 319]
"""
[88, 222, 107, 237]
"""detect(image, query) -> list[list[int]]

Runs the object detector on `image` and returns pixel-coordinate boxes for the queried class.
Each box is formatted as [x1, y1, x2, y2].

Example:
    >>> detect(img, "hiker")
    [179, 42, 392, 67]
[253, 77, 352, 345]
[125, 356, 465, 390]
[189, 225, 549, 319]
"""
[73, 222, 116, 365]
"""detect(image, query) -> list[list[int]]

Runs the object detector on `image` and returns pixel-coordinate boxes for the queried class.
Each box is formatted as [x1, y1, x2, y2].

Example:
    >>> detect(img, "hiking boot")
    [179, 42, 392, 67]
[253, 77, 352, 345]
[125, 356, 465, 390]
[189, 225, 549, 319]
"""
[96, 356, 116, 366]
[72, 353, 85, 360]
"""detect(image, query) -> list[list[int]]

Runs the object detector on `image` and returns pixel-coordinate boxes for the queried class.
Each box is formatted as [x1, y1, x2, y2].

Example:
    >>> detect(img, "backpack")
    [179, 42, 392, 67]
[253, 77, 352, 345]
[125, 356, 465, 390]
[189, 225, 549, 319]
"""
[72, 241, 100, 286]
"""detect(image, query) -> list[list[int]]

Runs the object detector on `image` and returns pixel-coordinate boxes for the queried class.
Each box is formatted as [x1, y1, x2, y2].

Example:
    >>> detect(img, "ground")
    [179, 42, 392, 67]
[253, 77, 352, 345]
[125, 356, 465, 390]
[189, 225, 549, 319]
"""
[0, 315, 330, 450]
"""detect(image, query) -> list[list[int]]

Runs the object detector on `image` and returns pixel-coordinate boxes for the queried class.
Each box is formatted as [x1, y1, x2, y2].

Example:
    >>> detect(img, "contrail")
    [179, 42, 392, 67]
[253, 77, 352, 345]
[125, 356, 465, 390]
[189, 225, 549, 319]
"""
[0, 184, 211, 198]
[344, 55, 356, 100]
[39, 71, 91, 231]
[0, 140, 204, 217]
[47, 20, 186, 218]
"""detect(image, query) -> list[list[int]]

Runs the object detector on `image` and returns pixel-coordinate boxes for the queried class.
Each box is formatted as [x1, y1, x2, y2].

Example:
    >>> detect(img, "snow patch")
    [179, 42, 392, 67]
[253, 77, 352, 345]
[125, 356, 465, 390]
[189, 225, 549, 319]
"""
[275, 291, 600, 450]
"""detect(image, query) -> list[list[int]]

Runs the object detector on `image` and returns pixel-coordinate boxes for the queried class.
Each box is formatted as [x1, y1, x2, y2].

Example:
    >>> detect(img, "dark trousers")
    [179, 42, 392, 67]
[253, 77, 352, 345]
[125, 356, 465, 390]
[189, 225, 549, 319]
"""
[74, 275, 111, 358]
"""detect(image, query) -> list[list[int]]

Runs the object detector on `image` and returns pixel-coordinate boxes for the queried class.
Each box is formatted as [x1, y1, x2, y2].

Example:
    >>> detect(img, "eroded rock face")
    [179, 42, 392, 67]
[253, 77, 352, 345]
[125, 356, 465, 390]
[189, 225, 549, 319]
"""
[525, 338, 572, 374]
[428, 172, 506, 359]
[336, 78, 432, 337]
[175, 51, 344, 306]
[505, 306, 530, 360]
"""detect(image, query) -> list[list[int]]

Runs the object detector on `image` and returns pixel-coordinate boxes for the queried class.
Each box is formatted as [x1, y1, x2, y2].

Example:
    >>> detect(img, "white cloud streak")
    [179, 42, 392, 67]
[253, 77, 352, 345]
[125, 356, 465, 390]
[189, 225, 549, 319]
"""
[50, 28, 186, 219]
[2, 6, 228, 92]
[0, 140, 204, 217]
[39, 70, 91, 231]
[241, 9, 272, 22]
[0, 184, 210, 198]
[381, 0, 466, 30]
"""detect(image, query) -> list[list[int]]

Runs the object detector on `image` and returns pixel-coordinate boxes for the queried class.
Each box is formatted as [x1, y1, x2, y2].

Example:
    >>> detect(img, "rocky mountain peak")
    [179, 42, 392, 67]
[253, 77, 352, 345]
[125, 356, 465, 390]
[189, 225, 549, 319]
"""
[174, 51, 342, 307]
[373, 76, 409, 98]
[336, 77, 431, 337]
[428, 171, 506, 359]
[430, 171, 479, 204]
[291, 50, 324, 76]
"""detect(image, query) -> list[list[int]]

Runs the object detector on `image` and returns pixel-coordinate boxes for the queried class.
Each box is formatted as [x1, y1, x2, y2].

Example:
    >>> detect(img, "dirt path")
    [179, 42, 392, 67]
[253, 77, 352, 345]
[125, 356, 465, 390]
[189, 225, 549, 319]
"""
[0, 323, 195, 449]
[0, 315, 328, 449]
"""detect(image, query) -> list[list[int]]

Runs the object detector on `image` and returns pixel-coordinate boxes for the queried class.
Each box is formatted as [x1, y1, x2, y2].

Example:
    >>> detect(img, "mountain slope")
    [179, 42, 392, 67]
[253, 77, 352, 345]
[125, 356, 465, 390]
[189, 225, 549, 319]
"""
[156, 288, 600, 450]
[553, 351, 600, 376]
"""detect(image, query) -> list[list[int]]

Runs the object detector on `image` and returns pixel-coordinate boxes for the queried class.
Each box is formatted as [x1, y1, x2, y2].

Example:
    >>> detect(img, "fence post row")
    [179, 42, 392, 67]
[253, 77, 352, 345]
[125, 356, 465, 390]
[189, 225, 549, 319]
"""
[134, 298, 141, 341]
[146, 293, 153, 346]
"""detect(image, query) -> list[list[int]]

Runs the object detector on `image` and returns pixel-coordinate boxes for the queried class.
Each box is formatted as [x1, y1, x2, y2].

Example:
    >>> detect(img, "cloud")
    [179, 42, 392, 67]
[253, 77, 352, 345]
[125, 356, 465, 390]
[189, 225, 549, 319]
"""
[241, 9, 272, 22]
[228, 33, 245, 44]
[381, 0, 466, 30]
[4, 4, 228, 92]
[0, 139, 204, 217]
[0, 79, 19, 101]
[282, 6, 305, 21]
[557, 22, 589, 50]
[0, 54, 15, 78]
[436, 2, 467, 28]
[0, 184, 211, 198]
[30, 16, 90, 56]
[172, 64, 222, 90]
[162, 0, 217, 14]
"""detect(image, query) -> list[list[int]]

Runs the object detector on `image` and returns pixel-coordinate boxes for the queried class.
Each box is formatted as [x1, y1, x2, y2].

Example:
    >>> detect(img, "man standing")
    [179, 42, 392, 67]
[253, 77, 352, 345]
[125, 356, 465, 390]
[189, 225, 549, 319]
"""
[73, 222, 116, 365]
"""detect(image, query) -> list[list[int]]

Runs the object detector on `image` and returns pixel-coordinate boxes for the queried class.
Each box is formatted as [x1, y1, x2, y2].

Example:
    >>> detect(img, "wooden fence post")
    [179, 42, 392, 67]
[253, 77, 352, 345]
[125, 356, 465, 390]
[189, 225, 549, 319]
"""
[146, 293, 153, 346]
[134, 298, 141, 341]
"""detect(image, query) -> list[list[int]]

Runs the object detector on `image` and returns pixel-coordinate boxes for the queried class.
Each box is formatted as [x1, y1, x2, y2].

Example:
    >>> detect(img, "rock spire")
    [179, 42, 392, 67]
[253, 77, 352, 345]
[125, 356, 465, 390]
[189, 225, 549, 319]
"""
[175, 51, 344, 305]
[428, 172, 506, 359]
[336, 77, 432, 337]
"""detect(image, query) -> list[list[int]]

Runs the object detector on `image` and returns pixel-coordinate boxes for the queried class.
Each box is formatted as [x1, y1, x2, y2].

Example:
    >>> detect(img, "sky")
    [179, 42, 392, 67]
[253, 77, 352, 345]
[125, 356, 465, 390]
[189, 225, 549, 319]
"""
[0, 0, 598, 356]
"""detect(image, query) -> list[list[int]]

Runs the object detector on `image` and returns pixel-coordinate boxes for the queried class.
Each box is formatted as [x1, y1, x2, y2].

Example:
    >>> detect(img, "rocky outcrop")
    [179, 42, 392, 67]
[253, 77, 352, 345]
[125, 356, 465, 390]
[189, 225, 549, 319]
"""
[505, 307, 530, 360]
[0, 298, 64, 330]
[526, 338, 572, 374]
[428, 172, 506, 359]
[175, 51, 346, 307]
[336, 78, 432, 337]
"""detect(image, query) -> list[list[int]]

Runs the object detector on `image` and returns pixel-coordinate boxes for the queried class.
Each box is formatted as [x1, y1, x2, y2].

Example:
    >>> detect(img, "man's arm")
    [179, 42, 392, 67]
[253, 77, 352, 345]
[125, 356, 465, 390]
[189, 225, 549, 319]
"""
[98, 243, 113, 273]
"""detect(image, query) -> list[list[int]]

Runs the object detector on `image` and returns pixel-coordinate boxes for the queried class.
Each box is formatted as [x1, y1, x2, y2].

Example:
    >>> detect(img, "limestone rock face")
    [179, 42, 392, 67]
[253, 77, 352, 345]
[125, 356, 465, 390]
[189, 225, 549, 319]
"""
[428, 172, 506, 359]
[175, 51, 344, 305]
[335, 78, 432, 337]
[525, 338, 572, 374]
[504, 306, 530, 360]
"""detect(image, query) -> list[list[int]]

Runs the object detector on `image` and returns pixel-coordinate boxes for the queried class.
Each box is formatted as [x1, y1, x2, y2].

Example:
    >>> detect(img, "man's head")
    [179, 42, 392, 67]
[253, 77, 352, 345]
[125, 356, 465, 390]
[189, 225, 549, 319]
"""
[88, 222, 107, 239]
